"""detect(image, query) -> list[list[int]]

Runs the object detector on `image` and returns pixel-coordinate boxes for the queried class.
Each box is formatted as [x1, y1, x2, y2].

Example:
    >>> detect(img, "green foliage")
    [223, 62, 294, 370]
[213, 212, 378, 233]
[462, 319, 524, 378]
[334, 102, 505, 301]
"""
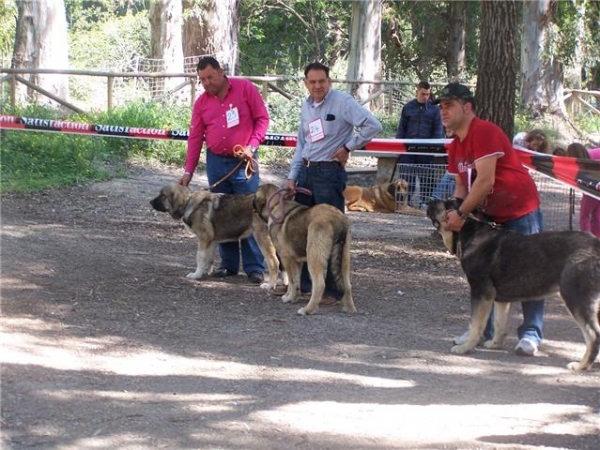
[382, 1, 480, 81]
[68, 5, 150, 72]
[375, 113, 399, 139]
[1, 101, 190, 193]
[0, 0, 16, 63]
[238, 0, 349, 76]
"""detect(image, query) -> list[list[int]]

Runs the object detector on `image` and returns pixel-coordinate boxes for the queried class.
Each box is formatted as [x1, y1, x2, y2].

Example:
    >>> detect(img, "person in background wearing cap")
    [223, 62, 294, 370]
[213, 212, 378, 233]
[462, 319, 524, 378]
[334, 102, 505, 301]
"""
[180, 56, 269, 285]
[396, 81, 445, 209]
[436, 82, 545, 357]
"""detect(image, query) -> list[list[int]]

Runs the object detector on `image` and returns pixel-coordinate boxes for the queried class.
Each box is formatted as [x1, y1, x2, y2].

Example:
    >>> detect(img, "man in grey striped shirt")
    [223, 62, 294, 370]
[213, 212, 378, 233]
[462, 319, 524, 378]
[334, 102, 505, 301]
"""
[286, 61, 382, 296]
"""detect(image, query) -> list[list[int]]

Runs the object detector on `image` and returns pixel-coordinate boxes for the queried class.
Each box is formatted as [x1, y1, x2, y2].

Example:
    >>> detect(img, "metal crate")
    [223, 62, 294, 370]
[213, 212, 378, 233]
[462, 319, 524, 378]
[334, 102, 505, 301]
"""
[394, 163, 579, 231]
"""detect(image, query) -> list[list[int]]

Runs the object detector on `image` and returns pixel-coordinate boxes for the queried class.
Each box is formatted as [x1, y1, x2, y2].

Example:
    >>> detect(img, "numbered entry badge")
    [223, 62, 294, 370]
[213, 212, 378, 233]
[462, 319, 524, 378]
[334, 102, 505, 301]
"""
[308, 118, 325, 142]
[226, 106, 240, 128]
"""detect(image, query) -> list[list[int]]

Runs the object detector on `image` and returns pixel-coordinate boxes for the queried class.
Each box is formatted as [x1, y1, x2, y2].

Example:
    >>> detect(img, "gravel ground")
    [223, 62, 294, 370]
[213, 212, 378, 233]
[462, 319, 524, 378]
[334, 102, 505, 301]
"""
[1, 161, 599, 450]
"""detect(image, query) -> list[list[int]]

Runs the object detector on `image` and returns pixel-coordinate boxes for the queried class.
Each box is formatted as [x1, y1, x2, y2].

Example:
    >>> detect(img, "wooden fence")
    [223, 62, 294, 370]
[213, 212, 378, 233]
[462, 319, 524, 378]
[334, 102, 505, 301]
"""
[0, 67, 445, 115]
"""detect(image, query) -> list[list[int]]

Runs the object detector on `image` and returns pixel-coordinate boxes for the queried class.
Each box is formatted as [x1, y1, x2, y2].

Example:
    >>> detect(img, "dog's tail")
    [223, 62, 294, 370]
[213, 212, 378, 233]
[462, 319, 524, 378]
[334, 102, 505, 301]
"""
[329, 227, 350, 294]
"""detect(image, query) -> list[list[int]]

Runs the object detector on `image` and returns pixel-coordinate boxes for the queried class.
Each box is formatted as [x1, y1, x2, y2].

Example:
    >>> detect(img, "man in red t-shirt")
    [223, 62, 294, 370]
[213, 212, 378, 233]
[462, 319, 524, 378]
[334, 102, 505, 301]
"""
[435, 83, 545, 356]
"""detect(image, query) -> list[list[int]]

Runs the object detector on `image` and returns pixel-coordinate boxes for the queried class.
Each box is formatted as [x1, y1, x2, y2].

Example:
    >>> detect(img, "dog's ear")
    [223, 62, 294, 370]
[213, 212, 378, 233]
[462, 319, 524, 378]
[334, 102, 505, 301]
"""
[166, 185, 190, 220]
[445, 197, 463, 212]
[426, 199, 444, 230]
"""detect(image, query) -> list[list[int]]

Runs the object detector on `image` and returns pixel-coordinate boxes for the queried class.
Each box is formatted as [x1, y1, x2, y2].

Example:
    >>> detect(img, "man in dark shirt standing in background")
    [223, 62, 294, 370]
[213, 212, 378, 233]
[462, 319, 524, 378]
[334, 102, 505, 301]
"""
[396, 81, 444, 208]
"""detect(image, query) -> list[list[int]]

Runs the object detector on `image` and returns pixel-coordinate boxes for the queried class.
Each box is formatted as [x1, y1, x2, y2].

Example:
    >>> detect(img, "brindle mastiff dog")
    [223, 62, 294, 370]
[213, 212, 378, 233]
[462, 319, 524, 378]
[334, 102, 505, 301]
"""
[151, 184, 282, 290]
[427, 198, 600, 371]
[254, 183, 356, 316]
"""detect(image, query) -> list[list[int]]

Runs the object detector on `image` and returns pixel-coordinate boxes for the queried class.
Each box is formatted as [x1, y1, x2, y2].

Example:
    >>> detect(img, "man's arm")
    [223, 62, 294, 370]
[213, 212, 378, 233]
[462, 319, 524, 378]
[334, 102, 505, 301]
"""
[343, 96, 383, 150]
[181, 99, 206, 185]
[246, 81, 270, 149]
[445, 156, 497, 230]
[287, 117, 306, 182]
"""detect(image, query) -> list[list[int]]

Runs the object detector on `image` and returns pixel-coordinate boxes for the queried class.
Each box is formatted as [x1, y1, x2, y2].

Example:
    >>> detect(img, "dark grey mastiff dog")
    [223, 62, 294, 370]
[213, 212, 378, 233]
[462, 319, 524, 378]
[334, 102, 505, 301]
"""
[253, 183, 356, 316]
[150, 184, 283, 290]
[427, 198, 600, 371]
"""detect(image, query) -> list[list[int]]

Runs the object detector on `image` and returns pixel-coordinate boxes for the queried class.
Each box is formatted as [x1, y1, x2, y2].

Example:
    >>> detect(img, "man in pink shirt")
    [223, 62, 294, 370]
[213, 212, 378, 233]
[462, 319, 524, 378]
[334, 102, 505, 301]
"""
[179, 57, 270, 284]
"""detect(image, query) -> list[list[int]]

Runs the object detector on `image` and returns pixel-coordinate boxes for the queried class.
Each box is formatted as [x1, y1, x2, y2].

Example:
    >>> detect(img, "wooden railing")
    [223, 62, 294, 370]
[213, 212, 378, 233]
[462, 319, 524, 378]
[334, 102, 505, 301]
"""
[0, 67, 434, 115]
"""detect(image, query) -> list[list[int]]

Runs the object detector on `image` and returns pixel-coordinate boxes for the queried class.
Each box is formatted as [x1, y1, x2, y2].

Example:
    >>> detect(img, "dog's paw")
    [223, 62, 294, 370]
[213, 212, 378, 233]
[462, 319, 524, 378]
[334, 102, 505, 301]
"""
[186, 271, 203, 280]
[482, 340, 503, 349]
[451, 344, 474, 354]
[342, 305, 357, 313]
[282, 293, 293, 303]
[297, 306, 315, 315]
[566, 361, 590, 371]
[260, 282, 274, 290]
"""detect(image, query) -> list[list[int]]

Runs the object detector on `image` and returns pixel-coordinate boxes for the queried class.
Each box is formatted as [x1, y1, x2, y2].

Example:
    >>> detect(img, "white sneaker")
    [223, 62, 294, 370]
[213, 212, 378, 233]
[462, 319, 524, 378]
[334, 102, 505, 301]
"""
[515, 338, 538, 356]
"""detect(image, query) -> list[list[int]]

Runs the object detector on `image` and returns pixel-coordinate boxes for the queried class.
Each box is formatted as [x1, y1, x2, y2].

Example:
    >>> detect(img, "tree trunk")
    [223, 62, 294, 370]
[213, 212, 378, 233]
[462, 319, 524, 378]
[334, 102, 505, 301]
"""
[520, 0, 567, 117]
[476, 0, 518, 138]
[346, 0, 382, 108]
[149, 0, 185, 95]
[183, 0, 240, 75]
[12, 0, 69, 105]
[446, 1, 466, 81]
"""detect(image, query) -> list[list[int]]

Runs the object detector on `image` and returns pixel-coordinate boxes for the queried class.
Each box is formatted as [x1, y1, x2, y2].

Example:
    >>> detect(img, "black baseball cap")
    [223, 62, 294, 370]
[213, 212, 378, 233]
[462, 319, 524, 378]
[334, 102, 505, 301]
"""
[433, 82, 475, 104]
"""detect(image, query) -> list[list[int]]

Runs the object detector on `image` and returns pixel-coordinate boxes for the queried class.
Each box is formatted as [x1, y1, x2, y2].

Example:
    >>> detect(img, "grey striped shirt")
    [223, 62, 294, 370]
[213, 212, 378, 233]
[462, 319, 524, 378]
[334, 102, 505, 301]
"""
[288, 89, 382, 181]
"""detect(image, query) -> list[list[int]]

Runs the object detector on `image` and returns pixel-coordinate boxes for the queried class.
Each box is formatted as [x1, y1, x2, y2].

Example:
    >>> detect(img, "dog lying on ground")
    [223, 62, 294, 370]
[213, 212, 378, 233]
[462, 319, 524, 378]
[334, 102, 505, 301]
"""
[253, 183, 356, 315]
[343, 179, 409, 213]
[427, 198, 600, 371]
[150, 184, 283, 290]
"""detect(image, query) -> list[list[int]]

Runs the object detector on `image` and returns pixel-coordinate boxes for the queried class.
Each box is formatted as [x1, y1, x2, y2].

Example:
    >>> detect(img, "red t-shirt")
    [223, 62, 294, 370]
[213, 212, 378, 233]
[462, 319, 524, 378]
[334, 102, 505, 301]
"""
[447, 117, 540, 222]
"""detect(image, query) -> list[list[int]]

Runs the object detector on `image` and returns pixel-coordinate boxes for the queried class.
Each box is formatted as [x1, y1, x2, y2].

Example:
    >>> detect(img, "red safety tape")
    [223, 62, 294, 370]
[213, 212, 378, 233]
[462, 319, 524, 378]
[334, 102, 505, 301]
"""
[2, 114, 598, 199]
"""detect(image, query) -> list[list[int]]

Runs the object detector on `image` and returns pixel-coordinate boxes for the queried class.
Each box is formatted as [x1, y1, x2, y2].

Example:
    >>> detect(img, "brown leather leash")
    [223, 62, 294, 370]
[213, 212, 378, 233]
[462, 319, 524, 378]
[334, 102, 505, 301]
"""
[266, 186, 312, 224]
[209, 144, 259, 189]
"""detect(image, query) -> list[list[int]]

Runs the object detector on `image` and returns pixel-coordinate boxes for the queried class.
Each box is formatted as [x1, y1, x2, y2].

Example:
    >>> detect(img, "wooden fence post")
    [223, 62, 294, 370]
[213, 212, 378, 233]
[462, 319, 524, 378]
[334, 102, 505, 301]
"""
[107, 76, 114, 111]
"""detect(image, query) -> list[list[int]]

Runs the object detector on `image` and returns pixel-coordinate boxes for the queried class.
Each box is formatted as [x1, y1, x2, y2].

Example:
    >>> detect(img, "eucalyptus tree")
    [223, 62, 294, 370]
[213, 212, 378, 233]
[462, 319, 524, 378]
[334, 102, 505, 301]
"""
[149, 0, 184, 93]
[346, 0, 382, 105]
[12, 0, 69, 104]
[520, 0, 567, 116]
[182, 0, 240, 74]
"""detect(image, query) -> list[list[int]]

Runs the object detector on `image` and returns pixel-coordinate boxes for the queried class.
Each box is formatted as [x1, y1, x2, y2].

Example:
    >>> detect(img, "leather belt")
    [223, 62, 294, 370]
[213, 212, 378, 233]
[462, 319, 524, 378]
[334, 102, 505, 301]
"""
[208, 149, 236, 158]
[302, 158, 340, 167]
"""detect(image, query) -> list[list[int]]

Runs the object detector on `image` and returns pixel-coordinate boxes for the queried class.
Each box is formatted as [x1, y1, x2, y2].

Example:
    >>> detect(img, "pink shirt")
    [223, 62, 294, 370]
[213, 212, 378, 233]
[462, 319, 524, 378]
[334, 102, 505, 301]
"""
[580, 147, 600, 237]
[185, 77, 269, 174]
[588, 147, 600, 160]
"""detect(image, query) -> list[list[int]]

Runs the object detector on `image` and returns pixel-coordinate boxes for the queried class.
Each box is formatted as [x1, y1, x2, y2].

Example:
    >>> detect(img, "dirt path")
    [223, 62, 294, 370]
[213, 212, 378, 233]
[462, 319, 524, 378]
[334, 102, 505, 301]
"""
[1, 162, 599, 450]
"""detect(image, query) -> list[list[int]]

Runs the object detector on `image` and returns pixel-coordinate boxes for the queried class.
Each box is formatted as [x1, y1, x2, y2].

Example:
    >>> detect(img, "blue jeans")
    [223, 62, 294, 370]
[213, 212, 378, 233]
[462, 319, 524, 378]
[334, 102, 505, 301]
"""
[294, 163, 347, 297]
[206, 150, 265, 276]
[483, 208, 545, 343]
[432, 172, 456, 200]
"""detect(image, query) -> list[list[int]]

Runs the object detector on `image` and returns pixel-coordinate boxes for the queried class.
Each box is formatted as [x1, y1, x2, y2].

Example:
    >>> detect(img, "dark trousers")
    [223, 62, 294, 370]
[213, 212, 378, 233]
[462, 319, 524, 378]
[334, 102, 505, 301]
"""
[294, 162, 347, 297]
